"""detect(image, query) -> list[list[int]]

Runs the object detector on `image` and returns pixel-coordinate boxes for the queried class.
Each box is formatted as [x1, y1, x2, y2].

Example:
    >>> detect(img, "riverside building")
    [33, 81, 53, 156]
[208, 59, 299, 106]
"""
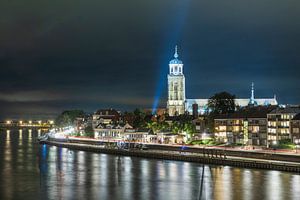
[92, 108, 120, 128]
[291, 113, 300, 143]
[166, 46, 278, 116]
[267, 106, 300, 147]
[214, 106, 276, 146]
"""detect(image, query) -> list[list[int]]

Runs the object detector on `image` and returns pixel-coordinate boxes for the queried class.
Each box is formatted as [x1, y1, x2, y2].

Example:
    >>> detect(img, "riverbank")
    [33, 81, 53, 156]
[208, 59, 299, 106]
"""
[41, 138, 300, 173]
[55, 136, 300, 163]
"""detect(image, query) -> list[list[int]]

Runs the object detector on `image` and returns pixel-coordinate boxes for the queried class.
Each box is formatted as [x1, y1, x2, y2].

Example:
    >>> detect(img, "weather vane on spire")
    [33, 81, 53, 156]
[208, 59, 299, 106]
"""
[174, 45, 178, 59]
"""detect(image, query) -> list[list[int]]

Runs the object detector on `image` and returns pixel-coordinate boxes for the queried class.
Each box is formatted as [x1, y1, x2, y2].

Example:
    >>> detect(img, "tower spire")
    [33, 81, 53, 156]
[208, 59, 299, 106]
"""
[174, 45, 178, 59]
[250, 82, 255, 103]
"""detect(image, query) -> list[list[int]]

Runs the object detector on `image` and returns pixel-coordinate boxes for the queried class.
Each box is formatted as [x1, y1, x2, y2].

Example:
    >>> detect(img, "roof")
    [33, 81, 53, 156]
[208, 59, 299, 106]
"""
[94, 108, 120, 116]
[186, 98, 278, 107]
[95, 123, 132, 129]
[215, 106, 277, 119]
[292, 113, 300, 120]
[169, 58, 183, 64]
[269, 106, 300, 115]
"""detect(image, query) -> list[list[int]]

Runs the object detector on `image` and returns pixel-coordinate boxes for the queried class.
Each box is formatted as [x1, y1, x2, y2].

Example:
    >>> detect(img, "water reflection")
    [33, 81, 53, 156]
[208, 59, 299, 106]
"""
[0, 128, 300, 200]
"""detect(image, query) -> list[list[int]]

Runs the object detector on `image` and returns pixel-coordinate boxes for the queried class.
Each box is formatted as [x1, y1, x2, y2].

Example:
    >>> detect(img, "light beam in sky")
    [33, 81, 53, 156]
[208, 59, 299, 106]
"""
[152, 0, 191, 114]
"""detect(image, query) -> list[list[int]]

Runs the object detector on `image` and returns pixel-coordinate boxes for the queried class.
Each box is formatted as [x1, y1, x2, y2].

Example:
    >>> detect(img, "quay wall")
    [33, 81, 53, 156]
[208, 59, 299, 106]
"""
[65, 138, 300, 163]
[41, 140, 300, 173]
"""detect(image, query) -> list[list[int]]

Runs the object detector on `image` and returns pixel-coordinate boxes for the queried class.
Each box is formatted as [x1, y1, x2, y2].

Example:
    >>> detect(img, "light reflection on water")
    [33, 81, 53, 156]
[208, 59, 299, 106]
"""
[0, 128, 300, 200]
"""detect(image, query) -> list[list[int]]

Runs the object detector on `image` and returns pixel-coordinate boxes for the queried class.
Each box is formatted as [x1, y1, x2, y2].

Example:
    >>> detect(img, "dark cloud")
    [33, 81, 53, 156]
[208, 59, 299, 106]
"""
[0, 0, 299, 119]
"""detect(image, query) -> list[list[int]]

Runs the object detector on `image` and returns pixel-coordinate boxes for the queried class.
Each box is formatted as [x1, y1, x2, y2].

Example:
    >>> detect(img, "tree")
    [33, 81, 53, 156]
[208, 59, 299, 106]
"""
[123, 111, 135, 126]
[207, 92, 236, 132]
[171, 122, 181, 134]
[122, 109, 147, 128]
[133, 108, 146, 128]
[55, 110, 85, 127]
[207, 92, 236, 114]
[84, 125, 94, 138]
[183, 122, 196, 141]
[146, 121, 159, 133]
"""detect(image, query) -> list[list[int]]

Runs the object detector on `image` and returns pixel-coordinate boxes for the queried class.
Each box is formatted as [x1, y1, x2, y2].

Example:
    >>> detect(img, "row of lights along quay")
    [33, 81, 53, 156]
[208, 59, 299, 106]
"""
[0, 120, 54, 128]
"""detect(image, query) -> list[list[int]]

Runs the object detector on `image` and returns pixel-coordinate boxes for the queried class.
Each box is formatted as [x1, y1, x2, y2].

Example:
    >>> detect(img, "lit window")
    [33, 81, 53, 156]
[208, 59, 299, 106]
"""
[252, 126, 259, 133]
[219, 126, 226, 131]
[293, 128, 299, 133]
[233, 126, 240, 132]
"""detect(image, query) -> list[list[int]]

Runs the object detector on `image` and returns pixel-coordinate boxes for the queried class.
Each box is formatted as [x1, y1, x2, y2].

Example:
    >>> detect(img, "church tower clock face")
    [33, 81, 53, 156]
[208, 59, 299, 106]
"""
[167, 46, 186, 116]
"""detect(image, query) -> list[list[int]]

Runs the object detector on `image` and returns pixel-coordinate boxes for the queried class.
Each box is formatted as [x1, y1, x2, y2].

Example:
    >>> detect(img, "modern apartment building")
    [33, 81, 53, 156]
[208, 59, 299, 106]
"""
[291, 113, 300, 143]
[215, 106, 276, 146]
[267, 106, 300, 147]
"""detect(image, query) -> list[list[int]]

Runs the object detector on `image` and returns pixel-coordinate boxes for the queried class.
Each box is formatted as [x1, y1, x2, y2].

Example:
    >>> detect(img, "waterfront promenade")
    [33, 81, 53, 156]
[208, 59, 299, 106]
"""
[41, 137, 300, 173]
[61, 136, 300, 162]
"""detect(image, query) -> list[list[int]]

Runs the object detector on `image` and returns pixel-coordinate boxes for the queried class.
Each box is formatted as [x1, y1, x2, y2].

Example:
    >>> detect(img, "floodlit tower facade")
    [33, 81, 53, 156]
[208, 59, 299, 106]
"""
[167, 46, 186, 116]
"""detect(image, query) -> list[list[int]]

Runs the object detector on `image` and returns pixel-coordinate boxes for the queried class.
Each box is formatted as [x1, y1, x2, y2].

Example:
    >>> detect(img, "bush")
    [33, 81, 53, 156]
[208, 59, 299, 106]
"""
[208, 140, 216, 145]
[74, 132, 81, 137]
[270, 139, 295, 149]
[189, 139, 216, 146]
[84, 125, 94, 138]
[84, 131, 94, 138]
[190, 140, 202, 145]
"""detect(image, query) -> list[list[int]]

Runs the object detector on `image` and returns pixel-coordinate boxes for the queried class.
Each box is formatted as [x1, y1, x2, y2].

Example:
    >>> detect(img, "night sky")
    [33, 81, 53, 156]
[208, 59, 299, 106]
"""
[1, 0, 300, 119]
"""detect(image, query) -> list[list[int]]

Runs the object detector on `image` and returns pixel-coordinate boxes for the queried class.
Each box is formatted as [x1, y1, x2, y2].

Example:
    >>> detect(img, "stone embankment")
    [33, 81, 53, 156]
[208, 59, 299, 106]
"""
[41, 138, 300, 173]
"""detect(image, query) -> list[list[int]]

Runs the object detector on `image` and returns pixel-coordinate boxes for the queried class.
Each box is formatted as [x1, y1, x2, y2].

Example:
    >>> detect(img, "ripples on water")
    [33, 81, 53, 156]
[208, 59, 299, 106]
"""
[0, 128, 299, 200]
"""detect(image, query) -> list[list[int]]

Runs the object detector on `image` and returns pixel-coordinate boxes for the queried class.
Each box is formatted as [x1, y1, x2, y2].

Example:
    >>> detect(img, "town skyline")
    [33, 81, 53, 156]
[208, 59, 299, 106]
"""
[1, 0, 299, 119]
[0, 44, 297, 120]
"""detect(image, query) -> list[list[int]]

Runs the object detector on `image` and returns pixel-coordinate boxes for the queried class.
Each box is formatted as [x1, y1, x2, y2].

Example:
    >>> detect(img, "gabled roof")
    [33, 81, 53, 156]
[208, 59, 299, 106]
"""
[269, 106, 300, 114]
[215, 106, 277, 119]
[95, 122, 128, 129]
[94, 108, 120, 116]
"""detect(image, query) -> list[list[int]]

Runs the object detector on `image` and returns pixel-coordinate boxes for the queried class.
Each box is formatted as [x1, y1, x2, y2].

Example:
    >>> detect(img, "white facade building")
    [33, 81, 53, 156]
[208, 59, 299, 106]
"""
[167, 46, 278, 116]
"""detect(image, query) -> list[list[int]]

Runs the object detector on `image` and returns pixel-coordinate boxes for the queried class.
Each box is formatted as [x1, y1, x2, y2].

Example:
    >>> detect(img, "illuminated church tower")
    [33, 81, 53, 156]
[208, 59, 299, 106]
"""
[167, 46, 186, 116]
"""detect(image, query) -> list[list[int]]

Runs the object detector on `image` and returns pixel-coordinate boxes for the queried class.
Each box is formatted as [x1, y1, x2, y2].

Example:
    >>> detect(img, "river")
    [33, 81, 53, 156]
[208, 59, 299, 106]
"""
[0, 128, 299, 200]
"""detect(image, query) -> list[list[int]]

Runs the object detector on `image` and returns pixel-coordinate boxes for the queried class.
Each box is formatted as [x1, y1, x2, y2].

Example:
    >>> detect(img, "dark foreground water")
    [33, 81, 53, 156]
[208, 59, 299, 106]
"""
[0, 128, 300, 200]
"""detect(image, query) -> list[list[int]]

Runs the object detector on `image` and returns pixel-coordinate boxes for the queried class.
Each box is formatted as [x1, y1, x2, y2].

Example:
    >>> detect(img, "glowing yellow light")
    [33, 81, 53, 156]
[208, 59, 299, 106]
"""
[38, 120, 42, 124]
[6, 120, 11, 124]
[49, 120, 54, 125]
[19, 121, 23, 124]
[29, 121, 32, 124]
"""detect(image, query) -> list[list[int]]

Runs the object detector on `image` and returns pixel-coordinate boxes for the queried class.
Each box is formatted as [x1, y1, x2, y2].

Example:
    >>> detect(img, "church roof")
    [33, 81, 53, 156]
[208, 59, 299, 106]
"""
[186, 98, 277, 106]
[235, 98, 278, 107]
